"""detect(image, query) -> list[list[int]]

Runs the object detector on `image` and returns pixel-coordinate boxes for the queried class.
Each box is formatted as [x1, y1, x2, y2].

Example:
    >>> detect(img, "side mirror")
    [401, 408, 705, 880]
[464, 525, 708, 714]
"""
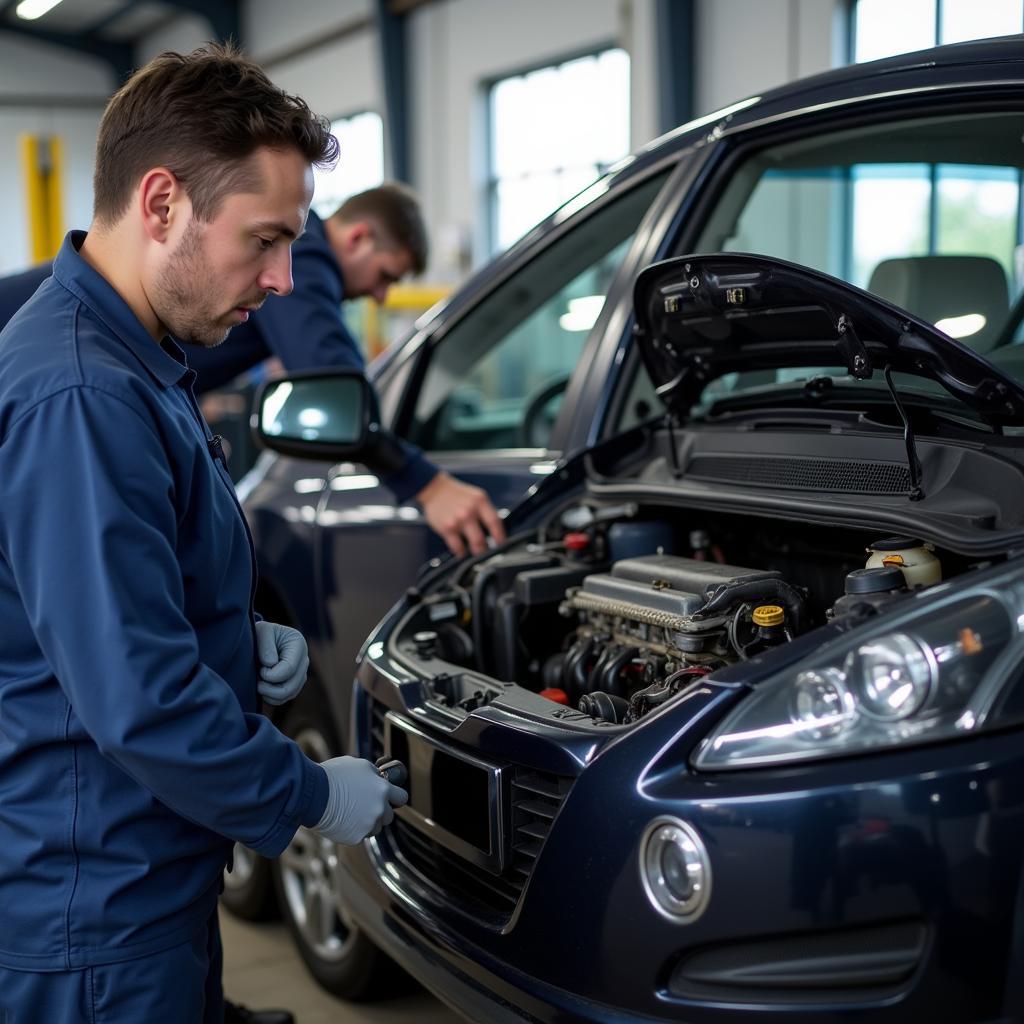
[253, 369, 405, 473]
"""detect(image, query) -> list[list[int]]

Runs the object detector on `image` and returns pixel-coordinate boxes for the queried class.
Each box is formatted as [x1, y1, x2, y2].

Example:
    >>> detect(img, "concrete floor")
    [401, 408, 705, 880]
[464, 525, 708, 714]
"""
[220, 910, 462, 1024]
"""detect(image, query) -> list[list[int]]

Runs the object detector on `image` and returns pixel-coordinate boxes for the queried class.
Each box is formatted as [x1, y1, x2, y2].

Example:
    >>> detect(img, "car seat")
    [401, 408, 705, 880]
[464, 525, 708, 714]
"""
[867, 254, 1009, 352]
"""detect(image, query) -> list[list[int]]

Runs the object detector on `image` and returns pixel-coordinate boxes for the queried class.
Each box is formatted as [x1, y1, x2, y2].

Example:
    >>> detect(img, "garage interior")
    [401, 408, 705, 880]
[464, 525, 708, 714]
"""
[2, 2, 1023, 1023]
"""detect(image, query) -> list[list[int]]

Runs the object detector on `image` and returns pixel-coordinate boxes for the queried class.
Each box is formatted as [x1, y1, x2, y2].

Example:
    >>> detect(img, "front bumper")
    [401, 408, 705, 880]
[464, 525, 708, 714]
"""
[339, 842, 676, 1023]
[343, 653, 1024, 1023]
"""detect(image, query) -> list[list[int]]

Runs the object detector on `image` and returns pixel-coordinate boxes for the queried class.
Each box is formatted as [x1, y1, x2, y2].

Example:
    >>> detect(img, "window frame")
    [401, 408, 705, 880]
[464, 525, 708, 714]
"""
[382, 154, 684, 456]
[484, 43, 631, 255]
[311, 109, 385, 220]
[403, 171, 671, 456]
[850, 0, 1024, 65]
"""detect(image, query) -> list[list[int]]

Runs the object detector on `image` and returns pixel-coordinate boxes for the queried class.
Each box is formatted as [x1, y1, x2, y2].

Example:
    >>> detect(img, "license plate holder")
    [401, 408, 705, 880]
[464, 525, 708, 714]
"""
[385, 712, 507, 874]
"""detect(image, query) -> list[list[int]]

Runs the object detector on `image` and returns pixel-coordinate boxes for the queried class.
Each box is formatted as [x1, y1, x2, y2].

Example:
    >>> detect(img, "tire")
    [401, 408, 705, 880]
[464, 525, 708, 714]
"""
[272, 686, 409, 1001]
[221, 843, 278, 921]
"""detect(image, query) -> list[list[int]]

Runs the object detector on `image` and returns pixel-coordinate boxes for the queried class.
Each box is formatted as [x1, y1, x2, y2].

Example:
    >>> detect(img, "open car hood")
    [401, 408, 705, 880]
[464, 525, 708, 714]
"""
[633, 253, 1024, 427]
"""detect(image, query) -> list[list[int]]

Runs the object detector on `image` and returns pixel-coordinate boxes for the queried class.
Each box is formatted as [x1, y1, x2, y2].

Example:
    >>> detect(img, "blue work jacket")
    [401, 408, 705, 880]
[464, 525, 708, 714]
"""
[0, 233, 328, 970]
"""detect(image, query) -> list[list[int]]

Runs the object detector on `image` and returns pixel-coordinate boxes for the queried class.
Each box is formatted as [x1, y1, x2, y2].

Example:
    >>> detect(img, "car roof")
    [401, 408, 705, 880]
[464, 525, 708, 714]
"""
[637, 34, 1024, 161]
[373, 36, 1024, 380]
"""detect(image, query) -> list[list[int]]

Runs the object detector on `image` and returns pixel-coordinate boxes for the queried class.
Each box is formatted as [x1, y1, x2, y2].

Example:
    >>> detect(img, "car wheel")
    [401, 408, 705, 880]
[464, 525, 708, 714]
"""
[273, 696, 408, 1000]
[221, 842, 278, 921]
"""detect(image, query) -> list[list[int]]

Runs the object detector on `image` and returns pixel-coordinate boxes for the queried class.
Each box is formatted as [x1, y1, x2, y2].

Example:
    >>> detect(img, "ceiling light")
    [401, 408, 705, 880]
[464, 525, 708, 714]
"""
[16, 0, 64, 19]
[558, 295, 605, 332]
[934, 312, 986, 339]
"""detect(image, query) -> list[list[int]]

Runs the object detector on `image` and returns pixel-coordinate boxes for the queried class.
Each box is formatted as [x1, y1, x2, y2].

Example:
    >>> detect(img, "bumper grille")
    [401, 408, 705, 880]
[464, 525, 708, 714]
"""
[510, 771, 571, 879]
[367, 698, 572, 920]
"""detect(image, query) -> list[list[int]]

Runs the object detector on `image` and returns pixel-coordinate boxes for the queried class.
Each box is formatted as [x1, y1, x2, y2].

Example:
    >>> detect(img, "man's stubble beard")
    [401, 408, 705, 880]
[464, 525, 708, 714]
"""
[154, 219, 230, 349]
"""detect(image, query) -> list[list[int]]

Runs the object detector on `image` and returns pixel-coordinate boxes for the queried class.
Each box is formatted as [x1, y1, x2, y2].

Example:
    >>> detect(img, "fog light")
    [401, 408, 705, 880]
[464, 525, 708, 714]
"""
[639, 818, 711, 923]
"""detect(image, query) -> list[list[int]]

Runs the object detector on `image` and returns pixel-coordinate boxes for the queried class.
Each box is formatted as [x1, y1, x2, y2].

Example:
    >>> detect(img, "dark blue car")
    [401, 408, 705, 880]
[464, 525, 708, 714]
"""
[240, 38, 1024, 1022]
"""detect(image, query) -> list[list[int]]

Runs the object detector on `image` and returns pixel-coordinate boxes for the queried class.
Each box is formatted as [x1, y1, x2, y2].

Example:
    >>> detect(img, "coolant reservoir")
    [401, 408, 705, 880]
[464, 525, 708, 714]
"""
[865, 537, 941, 588]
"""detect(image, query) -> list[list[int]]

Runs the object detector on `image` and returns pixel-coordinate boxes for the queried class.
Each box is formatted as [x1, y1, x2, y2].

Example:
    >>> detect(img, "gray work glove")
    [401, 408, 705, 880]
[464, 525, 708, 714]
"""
[254, 620, 309, 705]
[312, 756, 409, 845]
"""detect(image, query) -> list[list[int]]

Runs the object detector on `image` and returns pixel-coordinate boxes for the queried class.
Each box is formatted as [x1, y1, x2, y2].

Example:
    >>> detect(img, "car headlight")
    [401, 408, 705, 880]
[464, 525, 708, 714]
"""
[694, 565, 1024, 770]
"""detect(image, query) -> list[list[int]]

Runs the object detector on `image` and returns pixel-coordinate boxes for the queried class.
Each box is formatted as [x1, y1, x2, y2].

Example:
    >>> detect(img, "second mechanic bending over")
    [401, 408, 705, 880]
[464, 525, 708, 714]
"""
[189, 182, 504, 557]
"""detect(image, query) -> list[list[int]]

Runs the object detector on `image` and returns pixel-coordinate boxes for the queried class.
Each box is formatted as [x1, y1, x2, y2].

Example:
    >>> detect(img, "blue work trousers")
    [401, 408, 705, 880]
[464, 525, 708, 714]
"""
[0, 909, 224, 1023]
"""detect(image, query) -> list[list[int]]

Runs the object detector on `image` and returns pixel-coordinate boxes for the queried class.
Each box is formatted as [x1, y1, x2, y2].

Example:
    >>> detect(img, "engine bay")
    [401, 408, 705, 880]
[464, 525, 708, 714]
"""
[391, 500, 978, 728]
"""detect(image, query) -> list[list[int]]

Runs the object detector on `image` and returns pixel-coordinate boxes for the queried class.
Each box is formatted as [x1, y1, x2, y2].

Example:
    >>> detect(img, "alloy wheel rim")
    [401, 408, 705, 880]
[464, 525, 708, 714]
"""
[278, 725, 359, 961]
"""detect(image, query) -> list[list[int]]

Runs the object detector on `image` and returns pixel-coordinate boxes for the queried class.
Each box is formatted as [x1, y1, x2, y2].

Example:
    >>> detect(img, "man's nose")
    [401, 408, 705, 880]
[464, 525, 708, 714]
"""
[260, 247, 294, 297]
[372, 282, 390, 304]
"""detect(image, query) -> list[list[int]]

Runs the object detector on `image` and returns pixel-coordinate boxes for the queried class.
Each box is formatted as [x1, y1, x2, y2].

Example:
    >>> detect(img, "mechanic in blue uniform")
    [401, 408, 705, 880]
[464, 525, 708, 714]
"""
[0, 45, 407, 1024]
[0, 184, 505, 558]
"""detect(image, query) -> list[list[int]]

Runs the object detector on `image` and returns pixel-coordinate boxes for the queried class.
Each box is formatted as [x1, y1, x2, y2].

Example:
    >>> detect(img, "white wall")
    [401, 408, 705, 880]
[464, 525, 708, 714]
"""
[0, 33, 113, 100]
[0, 0, 847, 276]
[408, 0, 635, 278]
[0, 107, 103, 274]
[0, 34, 112, 272]
[136, 0, 380, 118]
[695, 0, 848, 114]
[134, 13, 211, 65]
[265, 35, 377, 123]
[244, 0, 369, 58]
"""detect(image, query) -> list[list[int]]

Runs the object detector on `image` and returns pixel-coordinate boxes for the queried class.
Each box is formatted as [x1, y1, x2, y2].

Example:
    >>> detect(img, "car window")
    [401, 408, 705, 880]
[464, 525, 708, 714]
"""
[686, 110, 1024, 401]
[407, 170, 670, 452]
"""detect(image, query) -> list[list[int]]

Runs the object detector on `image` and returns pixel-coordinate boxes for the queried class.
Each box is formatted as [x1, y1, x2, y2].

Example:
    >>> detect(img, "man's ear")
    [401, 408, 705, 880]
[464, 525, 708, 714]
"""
[343, 220, 374, 251]
[138, 167, 188, 243]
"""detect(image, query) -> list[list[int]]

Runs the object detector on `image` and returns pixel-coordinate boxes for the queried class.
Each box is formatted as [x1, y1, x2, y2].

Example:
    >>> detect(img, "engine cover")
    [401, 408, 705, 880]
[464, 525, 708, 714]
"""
[566, 555, 777, 627]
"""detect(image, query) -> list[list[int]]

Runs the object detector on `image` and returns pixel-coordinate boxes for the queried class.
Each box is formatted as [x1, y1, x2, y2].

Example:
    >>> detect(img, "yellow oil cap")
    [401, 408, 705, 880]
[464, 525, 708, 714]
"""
[752, 605, 785, 627]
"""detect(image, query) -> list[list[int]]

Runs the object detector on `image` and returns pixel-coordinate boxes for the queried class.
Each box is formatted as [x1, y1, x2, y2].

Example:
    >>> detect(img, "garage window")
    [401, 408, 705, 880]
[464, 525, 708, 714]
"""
[311, 111, 384, 218]
[487, 48, 630, 253]
[853, 0, 1024, 63]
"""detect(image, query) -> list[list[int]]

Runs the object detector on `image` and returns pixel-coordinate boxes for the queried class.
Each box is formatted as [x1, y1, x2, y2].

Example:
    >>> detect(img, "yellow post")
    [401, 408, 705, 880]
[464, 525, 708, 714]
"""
[19, 134, 65, 262]
[382, 285, 451, 312]
[360, 285, 452, 359]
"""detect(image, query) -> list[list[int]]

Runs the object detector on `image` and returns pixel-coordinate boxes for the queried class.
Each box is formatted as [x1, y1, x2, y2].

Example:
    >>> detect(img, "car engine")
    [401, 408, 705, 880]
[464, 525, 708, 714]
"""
[393, 505, 947, 727]
[546, 553, 810, 722]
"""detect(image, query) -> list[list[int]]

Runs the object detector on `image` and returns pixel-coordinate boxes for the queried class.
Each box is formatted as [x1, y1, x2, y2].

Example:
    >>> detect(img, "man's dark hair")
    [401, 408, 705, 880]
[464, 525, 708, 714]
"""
[93, 43, 338, 224]
[334, 183, 429, 275]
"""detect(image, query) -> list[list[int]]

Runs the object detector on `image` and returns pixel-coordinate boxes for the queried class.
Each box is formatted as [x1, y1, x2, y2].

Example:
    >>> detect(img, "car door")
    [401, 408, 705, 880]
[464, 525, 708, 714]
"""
[313, 161, 684, 716]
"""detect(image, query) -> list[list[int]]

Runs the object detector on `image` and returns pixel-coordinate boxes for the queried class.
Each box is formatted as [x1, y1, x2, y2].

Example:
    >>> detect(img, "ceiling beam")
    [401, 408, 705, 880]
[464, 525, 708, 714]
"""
[0, 0, 241, 81]
[261, 14, 371, 70]
[388, 0, 436, 13]
[656, 0, 696, 134]
[376, 0, 409, 183]
[85, 0, 142, 37]
[0, 19, 133, 80]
